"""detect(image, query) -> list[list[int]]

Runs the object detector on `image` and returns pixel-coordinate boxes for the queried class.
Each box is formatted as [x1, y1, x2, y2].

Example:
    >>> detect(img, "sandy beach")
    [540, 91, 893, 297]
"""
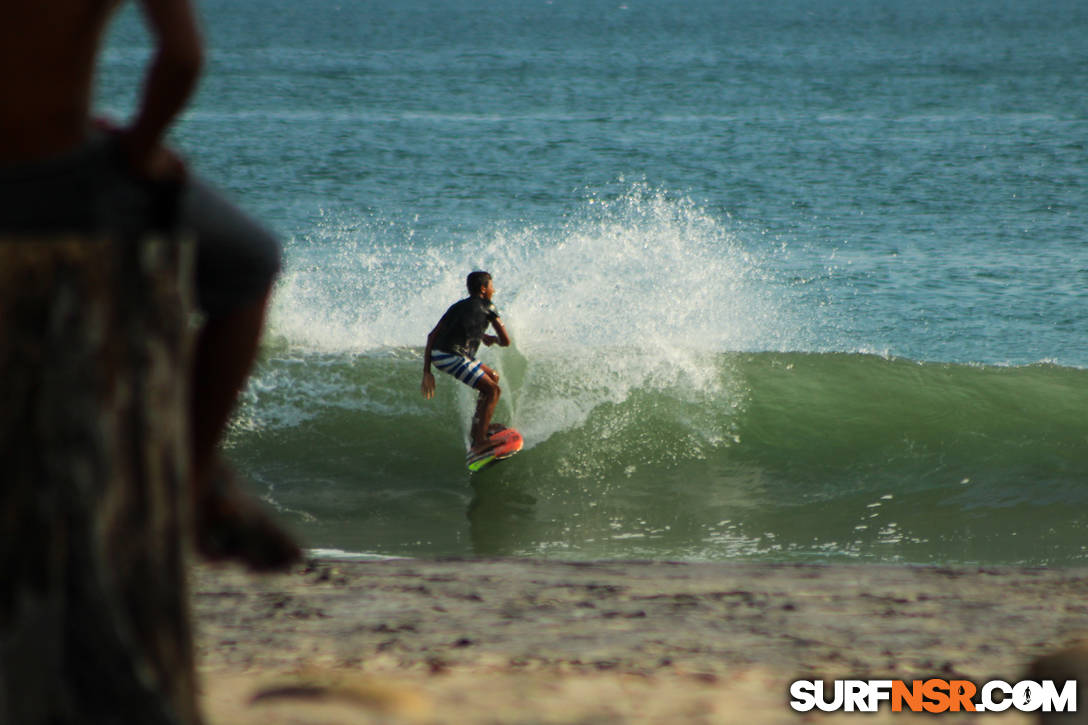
[193, 559, 1088, 724]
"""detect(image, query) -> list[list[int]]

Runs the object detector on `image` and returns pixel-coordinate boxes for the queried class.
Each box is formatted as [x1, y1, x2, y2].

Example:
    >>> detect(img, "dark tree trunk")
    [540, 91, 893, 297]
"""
[0, 235, 200, 724]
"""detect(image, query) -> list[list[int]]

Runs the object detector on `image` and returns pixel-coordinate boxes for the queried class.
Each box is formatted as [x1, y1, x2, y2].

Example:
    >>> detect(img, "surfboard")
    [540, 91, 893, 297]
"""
[466, 424, 523, 472]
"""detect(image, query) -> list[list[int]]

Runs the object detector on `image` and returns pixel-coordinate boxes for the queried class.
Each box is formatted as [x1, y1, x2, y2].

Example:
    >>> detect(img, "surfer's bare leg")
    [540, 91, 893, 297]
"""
[471, 366, 501, 448]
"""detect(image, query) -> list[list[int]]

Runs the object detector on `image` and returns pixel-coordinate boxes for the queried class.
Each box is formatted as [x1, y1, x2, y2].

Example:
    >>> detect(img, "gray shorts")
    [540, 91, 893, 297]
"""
[0, 135, 281, 319]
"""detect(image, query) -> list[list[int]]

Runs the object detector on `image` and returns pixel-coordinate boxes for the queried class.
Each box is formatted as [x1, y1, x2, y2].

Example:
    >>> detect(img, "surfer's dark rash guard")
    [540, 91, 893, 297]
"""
[432, 296, 499, 359]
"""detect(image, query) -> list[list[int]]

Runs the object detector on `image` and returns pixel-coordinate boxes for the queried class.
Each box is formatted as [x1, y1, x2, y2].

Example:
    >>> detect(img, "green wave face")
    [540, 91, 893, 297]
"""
[229, 349, 1088, 565]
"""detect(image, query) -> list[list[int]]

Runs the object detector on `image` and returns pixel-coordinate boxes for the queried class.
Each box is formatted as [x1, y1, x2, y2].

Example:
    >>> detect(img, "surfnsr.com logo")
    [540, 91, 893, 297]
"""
[789, 679, 1077, 714]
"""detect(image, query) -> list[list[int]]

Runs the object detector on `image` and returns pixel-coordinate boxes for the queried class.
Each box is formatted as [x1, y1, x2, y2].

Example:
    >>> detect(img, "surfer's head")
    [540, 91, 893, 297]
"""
[467, 270, 493, 298]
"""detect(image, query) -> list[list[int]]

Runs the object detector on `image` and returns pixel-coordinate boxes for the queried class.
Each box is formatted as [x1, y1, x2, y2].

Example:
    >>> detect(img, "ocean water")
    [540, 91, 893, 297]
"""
[100, 0, 1088, 565]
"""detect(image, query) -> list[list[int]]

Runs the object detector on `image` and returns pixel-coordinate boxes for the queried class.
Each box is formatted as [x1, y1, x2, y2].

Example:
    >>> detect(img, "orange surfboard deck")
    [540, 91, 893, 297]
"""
[466, 424, 523, 472]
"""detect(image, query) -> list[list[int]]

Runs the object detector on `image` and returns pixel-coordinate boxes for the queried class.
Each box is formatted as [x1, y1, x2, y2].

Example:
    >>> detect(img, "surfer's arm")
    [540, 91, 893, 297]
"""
[421, 324, 440, 399]
[483, 317, 510, 348]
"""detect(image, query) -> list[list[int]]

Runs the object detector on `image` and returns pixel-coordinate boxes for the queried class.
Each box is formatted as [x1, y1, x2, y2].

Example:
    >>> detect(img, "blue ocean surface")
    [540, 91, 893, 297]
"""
[100, 0, 1088, 564]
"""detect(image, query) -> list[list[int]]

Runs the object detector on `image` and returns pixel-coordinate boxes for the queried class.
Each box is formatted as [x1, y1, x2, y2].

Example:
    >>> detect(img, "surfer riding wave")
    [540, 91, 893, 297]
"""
[422, 271, 511, 453]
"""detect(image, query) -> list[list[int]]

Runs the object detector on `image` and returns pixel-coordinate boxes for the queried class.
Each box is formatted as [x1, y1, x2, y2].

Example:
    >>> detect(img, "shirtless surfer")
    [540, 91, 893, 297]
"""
[0, 0, 300, 569]
[422, 271, 511, 453]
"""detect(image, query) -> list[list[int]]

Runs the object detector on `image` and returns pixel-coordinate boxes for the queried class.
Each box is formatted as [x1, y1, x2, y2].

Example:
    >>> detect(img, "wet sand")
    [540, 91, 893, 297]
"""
[193, 558, 1088, 724]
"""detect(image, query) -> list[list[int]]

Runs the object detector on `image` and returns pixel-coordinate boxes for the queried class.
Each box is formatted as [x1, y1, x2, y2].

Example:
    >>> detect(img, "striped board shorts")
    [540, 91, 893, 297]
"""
[431, 351, 486, 387]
